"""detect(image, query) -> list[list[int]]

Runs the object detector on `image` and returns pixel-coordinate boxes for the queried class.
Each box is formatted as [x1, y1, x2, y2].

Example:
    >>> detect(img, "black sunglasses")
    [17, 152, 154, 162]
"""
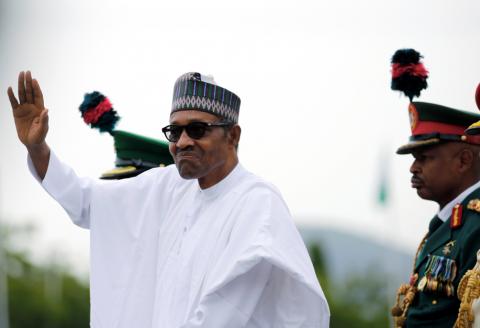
[162, 121, 232, 142]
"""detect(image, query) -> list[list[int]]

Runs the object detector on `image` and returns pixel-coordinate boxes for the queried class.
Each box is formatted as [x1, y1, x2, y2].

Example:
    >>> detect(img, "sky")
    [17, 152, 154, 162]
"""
[1, 0, 479, 276]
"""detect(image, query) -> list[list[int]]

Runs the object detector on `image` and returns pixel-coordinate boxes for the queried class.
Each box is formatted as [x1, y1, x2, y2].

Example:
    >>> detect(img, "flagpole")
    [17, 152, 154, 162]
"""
[376, 146, 394, 327]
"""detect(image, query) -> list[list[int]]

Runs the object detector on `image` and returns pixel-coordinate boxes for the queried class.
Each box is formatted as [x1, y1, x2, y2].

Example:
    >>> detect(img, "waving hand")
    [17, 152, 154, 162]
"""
[7, 71, 50, 179]
[8, 71, 49, 146]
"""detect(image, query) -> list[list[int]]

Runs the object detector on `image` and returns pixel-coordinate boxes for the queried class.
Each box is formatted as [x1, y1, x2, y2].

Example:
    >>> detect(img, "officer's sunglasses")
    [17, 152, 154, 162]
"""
[162, 121, 232, 142]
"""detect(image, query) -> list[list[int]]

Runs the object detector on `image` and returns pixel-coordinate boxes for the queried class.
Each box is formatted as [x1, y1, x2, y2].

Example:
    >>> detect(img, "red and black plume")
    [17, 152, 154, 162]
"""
[79, 91, 120, 134]
[391, 49, 429, 101]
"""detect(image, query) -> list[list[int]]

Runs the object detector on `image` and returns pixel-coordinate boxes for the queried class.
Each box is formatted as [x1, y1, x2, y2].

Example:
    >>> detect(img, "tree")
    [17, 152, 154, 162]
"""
[308, 243, 389, 328]
[1, 223, 90, 328]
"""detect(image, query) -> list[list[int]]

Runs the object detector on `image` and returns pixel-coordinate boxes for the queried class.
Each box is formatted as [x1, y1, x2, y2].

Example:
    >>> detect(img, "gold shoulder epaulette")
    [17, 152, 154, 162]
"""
[467, 199, 480, 213]
[454, 249, 480, 328]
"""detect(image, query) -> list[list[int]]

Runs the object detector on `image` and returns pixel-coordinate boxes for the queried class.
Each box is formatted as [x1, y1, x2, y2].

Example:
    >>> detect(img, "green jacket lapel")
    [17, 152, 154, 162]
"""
[415, 220, 452, 271]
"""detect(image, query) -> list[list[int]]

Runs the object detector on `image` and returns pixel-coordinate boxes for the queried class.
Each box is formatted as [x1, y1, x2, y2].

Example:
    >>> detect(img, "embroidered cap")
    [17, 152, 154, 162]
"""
[171, 72, 241, 123]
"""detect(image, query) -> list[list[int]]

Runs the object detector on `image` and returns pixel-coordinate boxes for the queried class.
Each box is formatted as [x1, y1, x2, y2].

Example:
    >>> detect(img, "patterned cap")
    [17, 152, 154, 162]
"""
[171, 72, 241, 123]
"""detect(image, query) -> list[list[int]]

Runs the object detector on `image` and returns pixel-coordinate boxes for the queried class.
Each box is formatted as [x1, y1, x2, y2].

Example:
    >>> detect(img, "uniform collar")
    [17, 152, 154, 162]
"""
[438, 179, 480, 222]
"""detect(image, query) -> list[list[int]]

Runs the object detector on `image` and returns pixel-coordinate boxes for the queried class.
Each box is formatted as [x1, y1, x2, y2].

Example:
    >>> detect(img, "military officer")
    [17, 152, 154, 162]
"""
[77, 90, 174, 179]
[453, 85, 480, 328]
[390, 49, 480, 327]
[99, 129, 174, 180]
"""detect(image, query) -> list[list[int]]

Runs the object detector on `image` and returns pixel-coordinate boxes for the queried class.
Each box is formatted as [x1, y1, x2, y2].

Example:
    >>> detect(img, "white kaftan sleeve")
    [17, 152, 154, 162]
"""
[181, 260, 273, 328]
[28, 151, 96, 228]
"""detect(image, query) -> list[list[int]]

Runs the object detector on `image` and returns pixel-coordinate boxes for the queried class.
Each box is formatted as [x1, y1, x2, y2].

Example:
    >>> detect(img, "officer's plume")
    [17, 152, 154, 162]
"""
[391, 48, 429, 102]
[79, 91, 120, 135]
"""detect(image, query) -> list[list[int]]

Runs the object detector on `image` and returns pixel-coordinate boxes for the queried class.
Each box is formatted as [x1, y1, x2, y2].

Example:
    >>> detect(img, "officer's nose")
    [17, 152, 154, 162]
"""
[410, 159, 420, 174]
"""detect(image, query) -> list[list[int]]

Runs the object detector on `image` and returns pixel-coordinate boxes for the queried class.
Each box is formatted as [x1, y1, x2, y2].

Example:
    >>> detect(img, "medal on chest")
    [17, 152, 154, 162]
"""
[417, 254, 457, 297]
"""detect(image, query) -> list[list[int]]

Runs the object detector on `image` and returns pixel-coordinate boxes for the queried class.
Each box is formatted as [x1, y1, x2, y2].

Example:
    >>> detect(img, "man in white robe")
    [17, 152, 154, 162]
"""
[7, 71, 330, 327]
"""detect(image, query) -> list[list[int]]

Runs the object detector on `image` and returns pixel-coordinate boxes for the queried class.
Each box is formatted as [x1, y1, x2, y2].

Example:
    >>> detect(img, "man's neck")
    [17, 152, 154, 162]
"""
[438, 179, 480, 210]
[198, 157, 239, 189]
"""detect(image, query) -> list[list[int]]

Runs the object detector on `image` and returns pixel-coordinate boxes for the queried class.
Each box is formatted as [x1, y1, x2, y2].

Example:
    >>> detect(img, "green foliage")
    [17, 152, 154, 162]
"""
[1, 224, 90, 328]
[329, 272, 390, 328]
[1, 224, 391, 327]
[308, 243, 390, 328]
[309, 243, 332, 302]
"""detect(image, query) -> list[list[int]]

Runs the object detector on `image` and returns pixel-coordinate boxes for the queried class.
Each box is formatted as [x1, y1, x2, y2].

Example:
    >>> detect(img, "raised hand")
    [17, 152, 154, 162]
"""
[8, 71, 50, 179]
[7, 71, 49, 147]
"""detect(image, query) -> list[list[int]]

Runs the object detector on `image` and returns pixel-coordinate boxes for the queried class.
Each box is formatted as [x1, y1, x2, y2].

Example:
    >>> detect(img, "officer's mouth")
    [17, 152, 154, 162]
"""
[411, 176, 423, 189]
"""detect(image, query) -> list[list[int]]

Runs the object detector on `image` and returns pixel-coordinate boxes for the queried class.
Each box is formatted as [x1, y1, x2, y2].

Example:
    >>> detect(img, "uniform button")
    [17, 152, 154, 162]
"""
[432, 300, 437, 305]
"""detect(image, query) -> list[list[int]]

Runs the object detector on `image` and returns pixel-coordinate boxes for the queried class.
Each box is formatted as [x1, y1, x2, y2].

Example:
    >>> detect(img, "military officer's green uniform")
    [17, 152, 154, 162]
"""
[406, 189, 480, 327]
[453, 85, 480, 328]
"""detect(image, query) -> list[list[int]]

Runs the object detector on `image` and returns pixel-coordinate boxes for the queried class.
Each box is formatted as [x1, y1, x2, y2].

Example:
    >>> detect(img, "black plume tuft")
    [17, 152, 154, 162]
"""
[391, 48, 429, 101]
[79, 91, 120, 134]
[391, 49, 421, 65]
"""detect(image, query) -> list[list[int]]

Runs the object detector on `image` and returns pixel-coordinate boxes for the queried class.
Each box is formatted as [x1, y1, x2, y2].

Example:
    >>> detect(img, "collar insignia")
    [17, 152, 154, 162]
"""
[450, 204, 463, 229]
[442, 240, 456, 256]
[467, 199, 480, 212]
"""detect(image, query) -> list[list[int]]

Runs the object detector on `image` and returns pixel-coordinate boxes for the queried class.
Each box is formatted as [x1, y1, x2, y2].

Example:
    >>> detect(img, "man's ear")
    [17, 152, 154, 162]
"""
[228, 125, 241, 148]
[458, 148, 474, 173]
